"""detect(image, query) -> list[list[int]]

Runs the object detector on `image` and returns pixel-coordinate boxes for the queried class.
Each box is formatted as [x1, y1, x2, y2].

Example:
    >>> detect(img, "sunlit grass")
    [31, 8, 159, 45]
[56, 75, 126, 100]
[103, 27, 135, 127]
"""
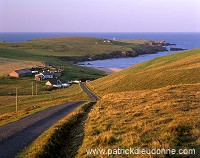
[0, 84, 89, 125]
[77, 83, 200, 158]
[90, 49, 200, 96]
[77, 49, 200, 157]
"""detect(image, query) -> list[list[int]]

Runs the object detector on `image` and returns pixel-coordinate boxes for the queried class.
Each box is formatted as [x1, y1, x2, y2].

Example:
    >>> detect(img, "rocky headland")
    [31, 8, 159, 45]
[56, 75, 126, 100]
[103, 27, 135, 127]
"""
[60, 44, 168, 63]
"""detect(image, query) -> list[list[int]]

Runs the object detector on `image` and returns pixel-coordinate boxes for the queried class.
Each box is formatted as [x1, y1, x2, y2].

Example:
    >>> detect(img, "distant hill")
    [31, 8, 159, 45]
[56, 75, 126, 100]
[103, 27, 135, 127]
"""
[0, 36, 167, 80]
[0, 37, 166, 62]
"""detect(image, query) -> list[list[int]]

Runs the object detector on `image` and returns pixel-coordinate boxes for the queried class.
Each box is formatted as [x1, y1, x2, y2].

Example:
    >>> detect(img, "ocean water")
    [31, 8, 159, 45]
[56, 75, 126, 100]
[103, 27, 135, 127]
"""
[0, 32, 200, 69]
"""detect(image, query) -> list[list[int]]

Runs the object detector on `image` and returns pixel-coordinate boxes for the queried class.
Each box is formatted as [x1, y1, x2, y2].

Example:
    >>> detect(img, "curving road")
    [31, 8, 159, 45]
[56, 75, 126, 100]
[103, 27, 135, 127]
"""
[0, 102, 84, 158]
[0, 83, 99, 158]
[80, 82, 99, 102]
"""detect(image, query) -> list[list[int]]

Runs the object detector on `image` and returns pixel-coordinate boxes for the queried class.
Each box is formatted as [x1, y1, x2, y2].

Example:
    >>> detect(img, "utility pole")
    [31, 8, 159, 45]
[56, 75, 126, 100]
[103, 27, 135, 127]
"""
[16, 88, 18, 112]
[35, 84, 38, 95]
[32, 82, 34, 96]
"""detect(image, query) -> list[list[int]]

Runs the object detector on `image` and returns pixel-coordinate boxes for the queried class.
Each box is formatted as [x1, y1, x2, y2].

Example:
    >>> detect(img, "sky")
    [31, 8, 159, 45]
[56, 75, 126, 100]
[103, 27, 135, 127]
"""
[0, 0, 200, 32]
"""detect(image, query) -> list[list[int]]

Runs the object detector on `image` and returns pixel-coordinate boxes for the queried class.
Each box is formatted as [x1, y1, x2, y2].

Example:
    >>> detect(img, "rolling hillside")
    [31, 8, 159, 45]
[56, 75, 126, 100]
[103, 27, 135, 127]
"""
[78, 49, 200, 157]
[0, 37, 166, 80]
[90, 49, 200, 96]
[0, 37, 166, 60]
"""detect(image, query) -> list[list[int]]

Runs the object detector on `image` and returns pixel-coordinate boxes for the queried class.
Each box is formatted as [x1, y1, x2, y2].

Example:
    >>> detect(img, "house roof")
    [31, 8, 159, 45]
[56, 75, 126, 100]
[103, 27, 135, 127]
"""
[60, 79, 68, 84]
[47, 79, 68, 85]
[47, 79, 60, 85]
[15, 69, 31, 74]
[42, 71, 52, 75]
[53, 72, 61, 77]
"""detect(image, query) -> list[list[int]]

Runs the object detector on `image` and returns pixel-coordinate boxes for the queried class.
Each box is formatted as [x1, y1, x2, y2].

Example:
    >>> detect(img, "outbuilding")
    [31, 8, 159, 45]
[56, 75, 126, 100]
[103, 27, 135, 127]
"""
[46, 79, 70, 88]
[9, 69, 32, 78]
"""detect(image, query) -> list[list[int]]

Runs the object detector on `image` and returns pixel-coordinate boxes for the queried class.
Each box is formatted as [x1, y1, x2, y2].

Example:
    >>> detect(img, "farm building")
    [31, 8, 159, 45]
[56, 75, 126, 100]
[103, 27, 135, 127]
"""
[53, 72, 62, 78]
[46, 79, 70, 88]
[42, 71, 53, 79]
[35, 71, 53, 80]
[9, 69, 32, 78]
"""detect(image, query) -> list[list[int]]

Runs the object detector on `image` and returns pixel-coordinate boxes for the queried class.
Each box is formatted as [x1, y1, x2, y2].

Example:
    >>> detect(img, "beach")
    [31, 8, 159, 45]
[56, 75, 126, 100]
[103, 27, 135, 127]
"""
[96, 68, 122, 74]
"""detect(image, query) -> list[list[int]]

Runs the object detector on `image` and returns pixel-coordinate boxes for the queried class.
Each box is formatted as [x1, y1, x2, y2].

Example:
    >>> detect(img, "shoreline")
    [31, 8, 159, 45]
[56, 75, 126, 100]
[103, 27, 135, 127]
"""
[96, 68, 122, 74]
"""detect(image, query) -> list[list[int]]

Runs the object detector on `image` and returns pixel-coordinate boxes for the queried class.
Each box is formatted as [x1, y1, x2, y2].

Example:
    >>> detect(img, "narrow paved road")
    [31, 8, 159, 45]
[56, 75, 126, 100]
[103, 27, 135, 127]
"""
[0, 102, 84, 158]
[0, 83, 99, 158]
[80, 82, 99, 102]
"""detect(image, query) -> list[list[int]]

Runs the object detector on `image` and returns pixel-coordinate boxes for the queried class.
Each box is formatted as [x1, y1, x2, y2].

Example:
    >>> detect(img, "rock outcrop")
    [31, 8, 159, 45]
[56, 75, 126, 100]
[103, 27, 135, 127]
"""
[170, 47, 188, 51]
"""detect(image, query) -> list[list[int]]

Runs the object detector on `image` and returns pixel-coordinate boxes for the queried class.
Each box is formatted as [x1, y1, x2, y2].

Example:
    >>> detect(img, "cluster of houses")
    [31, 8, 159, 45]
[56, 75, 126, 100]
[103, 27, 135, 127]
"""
[9, 63, 80, 89]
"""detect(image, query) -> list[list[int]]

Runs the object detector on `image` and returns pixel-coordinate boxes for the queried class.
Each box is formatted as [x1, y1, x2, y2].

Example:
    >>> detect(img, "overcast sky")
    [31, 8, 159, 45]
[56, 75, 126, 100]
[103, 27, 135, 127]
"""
[0, 0, 200, 32]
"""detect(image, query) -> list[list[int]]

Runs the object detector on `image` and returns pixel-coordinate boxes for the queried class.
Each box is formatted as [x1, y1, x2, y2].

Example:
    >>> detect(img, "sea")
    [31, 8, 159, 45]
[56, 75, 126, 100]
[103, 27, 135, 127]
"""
[0, 32, 200, 69]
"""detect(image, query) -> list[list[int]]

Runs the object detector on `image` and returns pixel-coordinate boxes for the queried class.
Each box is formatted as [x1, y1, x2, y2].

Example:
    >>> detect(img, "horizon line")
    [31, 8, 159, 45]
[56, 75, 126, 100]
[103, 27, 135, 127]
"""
[1, 31, 200, 33]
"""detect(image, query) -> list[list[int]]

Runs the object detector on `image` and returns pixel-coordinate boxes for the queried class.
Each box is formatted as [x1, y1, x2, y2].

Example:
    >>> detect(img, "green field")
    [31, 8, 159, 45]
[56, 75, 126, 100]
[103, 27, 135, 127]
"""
[0, 84, 89, 125]
[0, 37, 161, 58]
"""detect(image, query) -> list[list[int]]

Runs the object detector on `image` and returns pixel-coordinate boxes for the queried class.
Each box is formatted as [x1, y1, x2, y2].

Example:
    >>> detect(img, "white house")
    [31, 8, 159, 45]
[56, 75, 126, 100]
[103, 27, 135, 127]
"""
[42, 71, 53, 79]
[35, 71, 53, 80]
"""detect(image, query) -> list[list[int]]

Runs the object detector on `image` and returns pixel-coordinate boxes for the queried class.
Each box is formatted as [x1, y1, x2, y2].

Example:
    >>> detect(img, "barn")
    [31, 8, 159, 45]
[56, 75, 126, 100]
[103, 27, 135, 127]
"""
[9, 69, 32, 78]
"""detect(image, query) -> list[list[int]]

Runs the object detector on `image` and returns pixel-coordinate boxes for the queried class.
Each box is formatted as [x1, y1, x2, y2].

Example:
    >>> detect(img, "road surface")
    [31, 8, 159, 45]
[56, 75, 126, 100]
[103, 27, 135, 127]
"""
[0, 102, 85, 158]
[80, 82, 99, 102]
[0, 82, 99, 158]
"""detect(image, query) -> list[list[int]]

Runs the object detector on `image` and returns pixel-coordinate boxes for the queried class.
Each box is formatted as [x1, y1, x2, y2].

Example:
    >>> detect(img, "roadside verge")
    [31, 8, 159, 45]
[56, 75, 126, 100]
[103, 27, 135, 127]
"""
[17, 102, 96, 158]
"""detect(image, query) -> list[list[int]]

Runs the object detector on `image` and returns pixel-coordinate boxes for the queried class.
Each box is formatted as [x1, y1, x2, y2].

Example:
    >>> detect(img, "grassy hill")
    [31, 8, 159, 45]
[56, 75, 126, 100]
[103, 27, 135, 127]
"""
[0, 37, 166, 125]
[0, 37, 165, 59]
[77, 49, 200, 157]
[0, 37, 166, 80]
[90, 49, 200, 96]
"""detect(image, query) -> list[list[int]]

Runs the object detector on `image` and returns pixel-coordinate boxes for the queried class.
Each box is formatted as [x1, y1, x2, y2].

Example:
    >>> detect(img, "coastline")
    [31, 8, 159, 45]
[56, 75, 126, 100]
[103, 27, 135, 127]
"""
[96, 67, 122, 74]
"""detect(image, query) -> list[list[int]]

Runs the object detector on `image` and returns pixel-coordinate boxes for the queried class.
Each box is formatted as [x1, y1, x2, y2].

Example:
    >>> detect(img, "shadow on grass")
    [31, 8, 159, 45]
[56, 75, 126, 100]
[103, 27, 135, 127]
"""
[37, 102, 96, 158]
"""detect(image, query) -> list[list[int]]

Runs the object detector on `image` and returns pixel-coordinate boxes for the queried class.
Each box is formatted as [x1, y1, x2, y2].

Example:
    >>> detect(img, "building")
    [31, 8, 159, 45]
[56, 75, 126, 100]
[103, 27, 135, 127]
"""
[53, 72, 62, 78]
[46, 79, 62, 88]
[42, 71, 53, 79]
[60, 79, 70, 87]
[46, 79, 70, 88]
[73, 80, 81, 84]
[9, 69, 32, 78]
[35, 71, 53, 80]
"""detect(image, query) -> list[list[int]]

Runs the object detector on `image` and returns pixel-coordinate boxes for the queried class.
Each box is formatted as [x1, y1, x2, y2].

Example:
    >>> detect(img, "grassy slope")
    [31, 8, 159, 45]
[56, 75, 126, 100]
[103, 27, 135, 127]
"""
[90, 49, 200, 96]
[0, 37, 110, 124]
[18, 102, 95, 158]
[0, 37, 166, 80]
[0, 37, 133, 61]
[0, 37, 142, 57]
[77, 49, 200, 157]
[0, 84, 89, 125]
